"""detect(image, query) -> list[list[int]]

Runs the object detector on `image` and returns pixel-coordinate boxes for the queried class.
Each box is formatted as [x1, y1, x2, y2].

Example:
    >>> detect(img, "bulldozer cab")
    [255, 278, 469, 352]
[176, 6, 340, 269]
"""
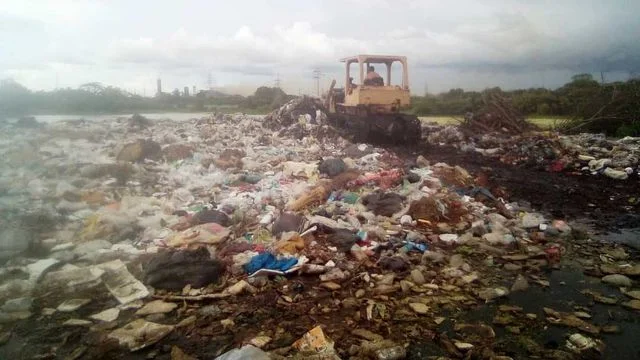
[340, 54, 410, 114]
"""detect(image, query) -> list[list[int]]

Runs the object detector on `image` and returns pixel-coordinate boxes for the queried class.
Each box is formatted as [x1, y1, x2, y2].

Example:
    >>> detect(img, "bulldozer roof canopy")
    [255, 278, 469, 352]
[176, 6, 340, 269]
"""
[340, 55, 407, 64]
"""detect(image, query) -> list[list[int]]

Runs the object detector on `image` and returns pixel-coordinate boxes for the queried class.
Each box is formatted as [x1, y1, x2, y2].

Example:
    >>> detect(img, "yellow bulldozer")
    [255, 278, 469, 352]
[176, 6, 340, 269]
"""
[325, 54, 422, 144]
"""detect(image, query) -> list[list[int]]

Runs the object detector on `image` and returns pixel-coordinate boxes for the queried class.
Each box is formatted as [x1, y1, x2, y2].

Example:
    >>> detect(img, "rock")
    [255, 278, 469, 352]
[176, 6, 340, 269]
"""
[479, 287, 509, 301]
[511, 274, 529, 292]
[272, 213, 305, 237]
[0, 227, 32, 264]
[318, 158, 346, 177]
[504, 263, 523, 271]
[588, 158, 611, 171]
[483, 232, 515, 245]
[578, 155, 596, 161]
[422, 250, 446, 264]
[375, 345, 406, 360]
[400, 215, 413, 226]
[1, 297, 33, 313]
[191, 208, 230, 227]
[355, 289, 366, 298]
[551, 220, 572, 233]
[409, 302, 429, 314]
[454, 342, 474, 351]
[622, 299, 640, 310]
[410, 269, 426, 285]
[603, 167, 628, 180]
[320, 282, 341, 290]
[566, 333, 604, 354]
[108, 319, 174, 351]
[214, 149, 245, 169]
[214, 345, 270, 360]
[51, 242, 75, 252]
[144, 248, 222, 291]
[362, 192, 405, 217]
[521, 213, 545, 228]
[90, 308, 120, 322]
[602, 325, 620, 334]
[624, 290, 640, 300]
[326, 229, 359, 253]
[543, 307, 600, 334]
[454, 323, 496, 338]
[248, 336, 272, 349]
[344, 143, 374, 158]
[63, 319, 92, 327]
[416, 155, 429, 167]
[606, 247, 629, 260]
[135, 300, 178, 316]
[352, 329, 384, 342]
[163, 144, 193, 162]
[449, 254, 465, 268]
[439, 234, 459, 243]
[406, 172, 421, 183]
[171, 346, 197, 360]
[176, 315, 197, 328]
[116, 139, 162, 162]
[26, 258, 60, 282]
[73, 239, 112, 258]
[0, 331, 10, 345]
[57, 299, 91, 312]
[601, 274, 632, 287]
[319, 268, 346, 282]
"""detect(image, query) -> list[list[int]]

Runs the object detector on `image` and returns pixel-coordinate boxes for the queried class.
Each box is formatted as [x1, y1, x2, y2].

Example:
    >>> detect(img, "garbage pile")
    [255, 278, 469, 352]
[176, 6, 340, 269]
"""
[428, 125, 640, 180]
[0, 112, 638, 359]
[459, 93, 537, 135]
[263, 96, 329, 130]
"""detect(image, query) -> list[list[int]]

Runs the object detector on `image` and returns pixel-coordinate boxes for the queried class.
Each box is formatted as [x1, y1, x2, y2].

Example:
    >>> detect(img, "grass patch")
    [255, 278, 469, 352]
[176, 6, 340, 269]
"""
[420, 115, 566, 130]
[419, 116, 459, 125]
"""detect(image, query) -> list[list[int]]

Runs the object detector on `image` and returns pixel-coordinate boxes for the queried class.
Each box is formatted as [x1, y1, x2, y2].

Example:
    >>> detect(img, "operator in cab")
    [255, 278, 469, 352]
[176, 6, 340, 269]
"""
[364, 66, 384, 86]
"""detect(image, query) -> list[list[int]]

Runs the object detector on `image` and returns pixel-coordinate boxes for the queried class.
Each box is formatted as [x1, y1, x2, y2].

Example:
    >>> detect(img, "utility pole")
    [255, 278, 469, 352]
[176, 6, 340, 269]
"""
[312, 68, 321, 96]
[274, 73, 281, 89]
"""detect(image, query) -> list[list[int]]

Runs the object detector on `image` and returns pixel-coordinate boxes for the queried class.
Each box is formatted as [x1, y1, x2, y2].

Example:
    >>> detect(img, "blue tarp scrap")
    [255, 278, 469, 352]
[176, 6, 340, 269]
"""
[244, 253, 299, 274]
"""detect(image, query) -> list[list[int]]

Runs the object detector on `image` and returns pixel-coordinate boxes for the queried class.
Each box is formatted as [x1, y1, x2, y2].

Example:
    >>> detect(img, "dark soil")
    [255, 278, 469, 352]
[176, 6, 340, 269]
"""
[393, 144, 640, 233]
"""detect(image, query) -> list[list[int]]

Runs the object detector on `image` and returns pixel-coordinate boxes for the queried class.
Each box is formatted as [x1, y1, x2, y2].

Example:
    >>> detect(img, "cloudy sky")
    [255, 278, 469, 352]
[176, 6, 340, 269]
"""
[1, 0, 639, 95]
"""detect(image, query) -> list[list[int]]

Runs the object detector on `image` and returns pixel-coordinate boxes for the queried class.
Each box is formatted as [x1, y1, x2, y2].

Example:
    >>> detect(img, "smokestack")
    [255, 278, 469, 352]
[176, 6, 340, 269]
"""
[156, 78, 162, 94]
[184, 86, 190, 96]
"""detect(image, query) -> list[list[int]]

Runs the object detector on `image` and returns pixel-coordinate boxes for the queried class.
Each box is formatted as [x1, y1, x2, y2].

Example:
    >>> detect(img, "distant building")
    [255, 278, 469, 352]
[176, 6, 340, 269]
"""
[184, 86, 190, 96]
[193, 86, 196, 96]
[156, 78, 162, 95]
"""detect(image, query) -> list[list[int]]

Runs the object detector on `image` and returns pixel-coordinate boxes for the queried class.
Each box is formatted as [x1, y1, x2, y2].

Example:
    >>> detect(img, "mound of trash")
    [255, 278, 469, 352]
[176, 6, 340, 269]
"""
[263, 96, 328, 130]
[0, 111, 638, 359]
[460, 93, 538, 135]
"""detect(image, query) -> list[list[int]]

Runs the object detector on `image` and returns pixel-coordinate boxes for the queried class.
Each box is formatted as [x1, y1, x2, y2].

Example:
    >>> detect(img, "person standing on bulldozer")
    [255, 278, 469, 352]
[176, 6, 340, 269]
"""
[364, 66, 384, 86]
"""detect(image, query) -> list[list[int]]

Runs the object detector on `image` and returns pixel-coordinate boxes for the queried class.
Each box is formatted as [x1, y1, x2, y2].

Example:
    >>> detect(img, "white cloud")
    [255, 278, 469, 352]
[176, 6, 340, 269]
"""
[1, 0, 639, 94]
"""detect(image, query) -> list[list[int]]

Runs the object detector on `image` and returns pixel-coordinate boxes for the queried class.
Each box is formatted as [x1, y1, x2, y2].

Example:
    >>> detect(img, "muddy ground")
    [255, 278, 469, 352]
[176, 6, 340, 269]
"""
[406, 144, 640, 234]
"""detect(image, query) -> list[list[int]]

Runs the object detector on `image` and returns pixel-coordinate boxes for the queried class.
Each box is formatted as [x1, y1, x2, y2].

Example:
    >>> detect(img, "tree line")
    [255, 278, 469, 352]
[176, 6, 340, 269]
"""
[410, 74, 640, 119]
[2, 75, 638, 136]
[0, 80, 295, 117]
